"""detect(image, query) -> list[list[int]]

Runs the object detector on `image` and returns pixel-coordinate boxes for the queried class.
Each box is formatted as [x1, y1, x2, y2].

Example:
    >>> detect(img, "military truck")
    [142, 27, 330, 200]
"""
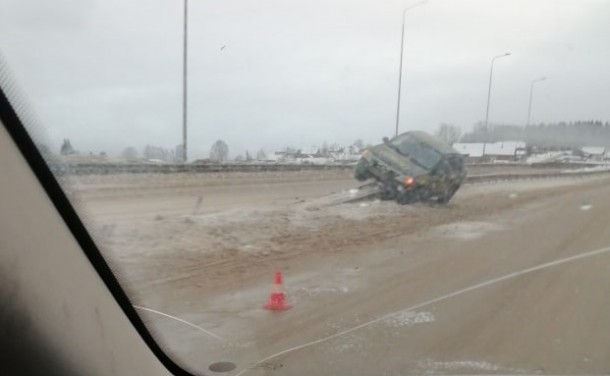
[354, 131, 466, 204]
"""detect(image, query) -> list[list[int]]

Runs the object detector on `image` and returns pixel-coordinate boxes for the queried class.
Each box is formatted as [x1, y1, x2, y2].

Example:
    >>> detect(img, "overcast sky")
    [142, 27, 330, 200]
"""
[2, 0, 610, 159]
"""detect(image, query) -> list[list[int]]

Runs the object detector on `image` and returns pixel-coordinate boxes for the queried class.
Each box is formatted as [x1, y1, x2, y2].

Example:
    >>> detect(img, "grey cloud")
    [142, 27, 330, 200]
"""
[2, 0, 610, 158]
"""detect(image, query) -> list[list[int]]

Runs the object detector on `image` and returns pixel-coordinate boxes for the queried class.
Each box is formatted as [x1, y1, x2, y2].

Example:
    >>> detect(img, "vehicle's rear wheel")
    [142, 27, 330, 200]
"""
[437, 184, 459, 204]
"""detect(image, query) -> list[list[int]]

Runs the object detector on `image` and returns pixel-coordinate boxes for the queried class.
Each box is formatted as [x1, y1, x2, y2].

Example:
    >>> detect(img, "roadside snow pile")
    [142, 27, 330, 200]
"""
[564, 159, 610, 165]
[525, 152, 566, 164]
[428, 221, 502, 241]
[561, 165, 610, 173]
[416, 359, 527, 373]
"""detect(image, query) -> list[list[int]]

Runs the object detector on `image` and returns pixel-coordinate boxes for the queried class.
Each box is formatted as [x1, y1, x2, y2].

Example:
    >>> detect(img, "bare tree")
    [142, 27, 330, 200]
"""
[143, 145, 174, 162]
[283, 146, 298, 155]
[122, 146, 138, 160]
[210, 140, 229, 162]
[60, 139, 77, 155]
[256, 148, 267, 160]
[353, 139, 364, 150]
[435, 123, 462, 145]
[320, 142, 330, 157]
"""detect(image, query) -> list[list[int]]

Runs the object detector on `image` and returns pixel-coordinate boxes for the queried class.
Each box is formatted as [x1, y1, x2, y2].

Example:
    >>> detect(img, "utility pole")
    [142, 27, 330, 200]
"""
[182, 0, 188, 163]
[394, 0, 428, 137]
[482, 52, 511, 156]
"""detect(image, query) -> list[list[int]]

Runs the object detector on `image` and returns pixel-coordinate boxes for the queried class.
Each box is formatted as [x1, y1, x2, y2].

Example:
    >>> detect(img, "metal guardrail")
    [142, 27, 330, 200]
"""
[52, 162, 357, 175]
[465, 169, 610, 184]
[466, 162, 602, 170]
[52, 160, 609, 178]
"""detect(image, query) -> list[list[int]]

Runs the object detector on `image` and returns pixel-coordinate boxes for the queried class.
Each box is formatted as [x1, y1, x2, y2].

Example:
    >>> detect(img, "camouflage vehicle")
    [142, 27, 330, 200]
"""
[354, 131, 466, 204]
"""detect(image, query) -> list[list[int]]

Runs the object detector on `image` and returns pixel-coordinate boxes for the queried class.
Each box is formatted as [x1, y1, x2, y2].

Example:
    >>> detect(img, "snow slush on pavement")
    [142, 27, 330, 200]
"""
[354, 131, 467, 205]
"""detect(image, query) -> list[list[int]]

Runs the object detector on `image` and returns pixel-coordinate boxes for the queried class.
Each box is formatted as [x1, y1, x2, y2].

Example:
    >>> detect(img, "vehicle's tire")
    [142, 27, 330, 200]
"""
[354, 161, 371, 181]
[414, 187, 429, 202]
[374, 182, 397, 201]
[437, 184, 459, 204]
[396, 188, 422, 205]
[395, 192, 410, 205]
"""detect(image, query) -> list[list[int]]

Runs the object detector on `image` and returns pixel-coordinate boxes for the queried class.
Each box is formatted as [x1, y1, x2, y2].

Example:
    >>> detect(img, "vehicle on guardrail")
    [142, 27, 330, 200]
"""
[354, 131, 467, 204]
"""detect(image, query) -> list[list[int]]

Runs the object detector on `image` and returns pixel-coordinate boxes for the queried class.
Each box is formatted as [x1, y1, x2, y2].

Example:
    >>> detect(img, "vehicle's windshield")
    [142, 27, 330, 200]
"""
[4, 0, 610, 375]
[390, 133, 442, 170]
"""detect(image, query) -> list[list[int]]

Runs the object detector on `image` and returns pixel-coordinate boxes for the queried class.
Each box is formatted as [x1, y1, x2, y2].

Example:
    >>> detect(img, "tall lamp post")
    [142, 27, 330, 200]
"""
[182, 0, 188, 163]
[394, 0, 428, 137]
[526, 76, 546, 126]
[482, 52, 511, 157]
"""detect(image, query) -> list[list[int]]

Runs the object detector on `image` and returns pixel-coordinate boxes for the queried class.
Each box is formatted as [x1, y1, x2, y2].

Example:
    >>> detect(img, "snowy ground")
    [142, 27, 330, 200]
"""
[66, 170, 610, 375]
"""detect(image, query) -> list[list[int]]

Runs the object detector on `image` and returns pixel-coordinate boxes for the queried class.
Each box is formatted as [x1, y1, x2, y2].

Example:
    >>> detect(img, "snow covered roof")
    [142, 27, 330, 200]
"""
[581, 146, 606, 155]
[485, 141, 526, 156]
[453, 143, 484, 157]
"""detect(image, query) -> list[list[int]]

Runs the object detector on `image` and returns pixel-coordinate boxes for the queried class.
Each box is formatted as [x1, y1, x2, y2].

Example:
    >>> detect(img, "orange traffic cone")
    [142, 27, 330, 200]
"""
[264, 271, 291, 311]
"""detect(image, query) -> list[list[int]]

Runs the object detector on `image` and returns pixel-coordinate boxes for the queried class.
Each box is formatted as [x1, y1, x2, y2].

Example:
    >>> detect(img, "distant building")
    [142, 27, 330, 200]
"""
[297, 155, 329, 165]
[453, 143, 484, 158]
[580, 146, 606, 161]
[453, 141, 527, 161]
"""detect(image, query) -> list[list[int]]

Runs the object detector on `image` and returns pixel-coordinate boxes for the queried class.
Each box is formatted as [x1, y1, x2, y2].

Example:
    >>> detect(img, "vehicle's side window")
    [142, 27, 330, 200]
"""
[432, 158, 449, 176]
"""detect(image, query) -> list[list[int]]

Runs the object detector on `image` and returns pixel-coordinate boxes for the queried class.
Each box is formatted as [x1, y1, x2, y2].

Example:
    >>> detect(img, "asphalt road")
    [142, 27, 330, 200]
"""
[238, 177, 610, 376]
[77, 172, 610, 375]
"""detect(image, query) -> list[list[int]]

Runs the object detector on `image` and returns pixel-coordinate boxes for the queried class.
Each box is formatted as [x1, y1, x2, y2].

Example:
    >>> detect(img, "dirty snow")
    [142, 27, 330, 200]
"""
[562, 165, 610, 173]
[382, 311, 435, 328]
[428, 221, 503, 241]
[417, 359, 531, 374]
[525, 152, 567, 164]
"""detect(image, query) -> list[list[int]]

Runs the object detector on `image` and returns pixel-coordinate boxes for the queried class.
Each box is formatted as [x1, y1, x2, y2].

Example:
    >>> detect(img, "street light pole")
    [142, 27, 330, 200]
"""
[482, 52, 511, 157]
[182, 0, 188, 163]
[394, 0, 427, 137]
[527, 76, 546, 126]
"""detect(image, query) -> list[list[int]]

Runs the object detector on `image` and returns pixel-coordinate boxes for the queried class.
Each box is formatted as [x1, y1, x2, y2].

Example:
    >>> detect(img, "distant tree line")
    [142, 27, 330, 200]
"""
[142, 145, 178, 162]
[234, 149, 267, 162]
[59, 137, 373, 163]
[461, 120, 610, 147]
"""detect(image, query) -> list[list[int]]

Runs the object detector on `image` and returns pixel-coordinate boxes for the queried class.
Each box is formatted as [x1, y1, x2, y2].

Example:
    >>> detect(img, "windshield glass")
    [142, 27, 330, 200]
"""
[3, 0, 610, 375]
[390, 133, 442, 170]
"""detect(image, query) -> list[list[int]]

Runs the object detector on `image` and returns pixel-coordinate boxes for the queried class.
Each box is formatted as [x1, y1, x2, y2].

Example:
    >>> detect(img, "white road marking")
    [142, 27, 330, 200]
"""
[235, 245, 610, 375]
[382, 311, 435, 327]
[133, 305, 225, 342]
[417, 359, 526, 373]
[580, 204, 593, 211]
